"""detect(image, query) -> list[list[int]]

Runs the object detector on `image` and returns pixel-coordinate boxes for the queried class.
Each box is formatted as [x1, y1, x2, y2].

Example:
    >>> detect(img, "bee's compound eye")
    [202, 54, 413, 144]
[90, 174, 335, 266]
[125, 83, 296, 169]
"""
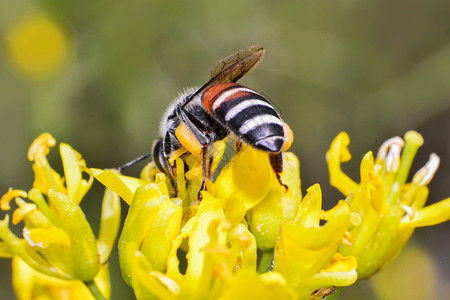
[152, 139, 167, 173]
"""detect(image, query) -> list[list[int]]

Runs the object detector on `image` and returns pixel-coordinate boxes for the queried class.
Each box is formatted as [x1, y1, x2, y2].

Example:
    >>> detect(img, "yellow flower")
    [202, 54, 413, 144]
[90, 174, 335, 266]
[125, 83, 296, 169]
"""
[246, 152, 302, 251]
[0, 133, 120, 299]
[93, 145, 358, 299]
[327, 131, 450, 278]
[93, 157, 259, 299]
[273, 184, 358, 299]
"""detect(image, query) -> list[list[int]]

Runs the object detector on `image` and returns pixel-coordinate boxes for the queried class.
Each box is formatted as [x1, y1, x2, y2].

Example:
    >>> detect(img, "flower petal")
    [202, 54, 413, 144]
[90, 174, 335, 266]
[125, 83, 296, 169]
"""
[129, 251, 180, 300]
[27, 133, 56, 162]
[309, 253, 357, 289]
[227, 223, 257, 272]
[215, 146, 273, 210]
[326, 132, 358, 196]
[1, 188, 27, 211]
[247, 152, 301, 250]
[222, 270, 296, 300]
[401, 197, 450, 229]
[48, 189, 100, 281]
[183, 191, 229, 299]
[0, 215, 72, 280]
[97, 188, 121, 264]
[141, 197, 183, 272]
[118, 183, 163, 286]
[274, 185, 352, 291]
[24, 227, 70, 248]
[60, 143, 93, 204]
[91, 168, 149, 204]
[12, 200, 36, 225]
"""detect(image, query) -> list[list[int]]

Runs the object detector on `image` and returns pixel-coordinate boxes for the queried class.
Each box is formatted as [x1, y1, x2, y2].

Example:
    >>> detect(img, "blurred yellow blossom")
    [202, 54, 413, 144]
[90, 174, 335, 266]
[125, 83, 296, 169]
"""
[5, 10, 74, 80]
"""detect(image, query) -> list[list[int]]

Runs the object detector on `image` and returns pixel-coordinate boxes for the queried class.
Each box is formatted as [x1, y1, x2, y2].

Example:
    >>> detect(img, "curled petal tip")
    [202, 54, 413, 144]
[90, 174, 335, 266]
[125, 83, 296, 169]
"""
[376, 136, 404, 161]
[1, 188, 27, 211]
[413, 153, 440, 186]
[27, 133, 56, 161]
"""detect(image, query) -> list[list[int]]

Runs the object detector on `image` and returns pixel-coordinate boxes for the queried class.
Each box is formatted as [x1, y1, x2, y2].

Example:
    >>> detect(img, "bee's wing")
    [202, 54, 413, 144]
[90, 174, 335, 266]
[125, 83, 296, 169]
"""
[210, 45, 265, 80]
[182, 45, 265, 106]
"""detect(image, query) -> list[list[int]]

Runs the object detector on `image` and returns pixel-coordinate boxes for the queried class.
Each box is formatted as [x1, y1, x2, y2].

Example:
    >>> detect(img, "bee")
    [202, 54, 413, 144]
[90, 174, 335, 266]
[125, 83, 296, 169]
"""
[120, 45, 293, 195]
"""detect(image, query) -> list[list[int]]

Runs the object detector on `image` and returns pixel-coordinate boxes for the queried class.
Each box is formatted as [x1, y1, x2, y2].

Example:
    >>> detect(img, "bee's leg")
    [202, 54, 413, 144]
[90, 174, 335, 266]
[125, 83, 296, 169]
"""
[169, 163, 178, 197]
[175, 106, 210, 146]
[197, 146, 209, 201]
[161, 130, 180, 197]
[268, 153, 288, 190]
[175, 106, 215, 201]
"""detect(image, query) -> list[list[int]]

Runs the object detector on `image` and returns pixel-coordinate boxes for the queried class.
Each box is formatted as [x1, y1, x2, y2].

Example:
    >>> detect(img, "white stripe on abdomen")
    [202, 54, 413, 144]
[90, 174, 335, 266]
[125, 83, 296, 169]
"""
[224, 99, 273, 121]
[238, 114, 283, 135]
[212, 87, 258, 111]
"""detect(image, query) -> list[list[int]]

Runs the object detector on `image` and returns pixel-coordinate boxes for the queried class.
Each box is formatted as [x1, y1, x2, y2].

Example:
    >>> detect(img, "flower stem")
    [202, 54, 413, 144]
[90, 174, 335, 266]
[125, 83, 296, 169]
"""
[258, 249, 274, 274]
[84, 279, 107, 300]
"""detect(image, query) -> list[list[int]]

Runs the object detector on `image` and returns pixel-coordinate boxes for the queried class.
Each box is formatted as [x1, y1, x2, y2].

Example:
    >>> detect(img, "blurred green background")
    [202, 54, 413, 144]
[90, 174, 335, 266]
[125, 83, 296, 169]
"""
[1, 0, 449, 299]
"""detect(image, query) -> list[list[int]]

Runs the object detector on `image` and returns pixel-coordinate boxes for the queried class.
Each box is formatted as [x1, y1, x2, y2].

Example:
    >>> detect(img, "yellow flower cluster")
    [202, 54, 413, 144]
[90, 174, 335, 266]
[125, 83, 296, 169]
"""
[1, 130, 448, 300]
[327, 131, 450, 279]
[0, 133, 120, 299]
[93, 142, 359, 299]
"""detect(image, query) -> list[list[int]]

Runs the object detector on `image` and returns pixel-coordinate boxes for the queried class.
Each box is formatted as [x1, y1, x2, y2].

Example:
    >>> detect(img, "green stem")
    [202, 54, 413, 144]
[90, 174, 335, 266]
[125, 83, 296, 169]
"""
[258, 249, 274, 274]
[84, 279, 107, 300]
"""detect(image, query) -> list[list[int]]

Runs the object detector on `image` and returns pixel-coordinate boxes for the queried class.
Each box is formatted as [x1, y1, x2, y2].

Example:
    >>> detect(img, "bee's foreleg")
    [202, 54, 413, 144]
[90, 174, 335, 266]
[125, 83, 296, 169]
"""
[175, 106, 215, 200]
[197, 146, 210, 201]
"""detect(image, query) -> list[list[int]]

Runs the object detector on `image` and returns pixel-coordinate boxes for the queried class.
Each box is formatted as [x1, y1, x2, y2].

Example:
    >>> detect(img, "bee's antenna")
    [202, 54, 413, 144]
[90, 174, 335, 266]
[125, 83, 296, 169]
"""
[118, 153, 152, 173]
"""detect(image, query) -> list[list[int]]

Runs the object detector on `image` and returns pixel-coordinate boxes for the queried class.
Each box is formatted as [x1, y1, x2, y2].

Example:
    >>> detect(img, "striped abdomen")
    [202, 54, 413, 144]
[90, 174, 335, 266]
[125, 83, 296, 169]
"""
[201, 82, 284, 152]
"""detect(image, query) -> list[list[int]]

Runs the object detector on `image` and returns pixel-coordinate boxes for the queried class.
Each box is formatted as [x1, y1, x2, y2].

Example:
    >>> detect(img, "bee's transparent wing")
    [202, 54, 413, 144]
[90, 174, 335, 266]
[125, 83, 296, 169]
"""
[183, 45, 265, 106]
[210, 45, 265, 80]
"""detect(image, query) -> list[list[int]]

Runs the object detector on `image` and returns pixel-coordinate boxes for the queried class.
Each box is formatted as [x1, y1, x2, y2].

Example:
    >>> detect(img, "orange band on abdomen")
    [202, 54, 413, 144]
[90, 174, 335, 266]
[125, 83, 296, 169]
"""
[201, 82, 240, 114]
